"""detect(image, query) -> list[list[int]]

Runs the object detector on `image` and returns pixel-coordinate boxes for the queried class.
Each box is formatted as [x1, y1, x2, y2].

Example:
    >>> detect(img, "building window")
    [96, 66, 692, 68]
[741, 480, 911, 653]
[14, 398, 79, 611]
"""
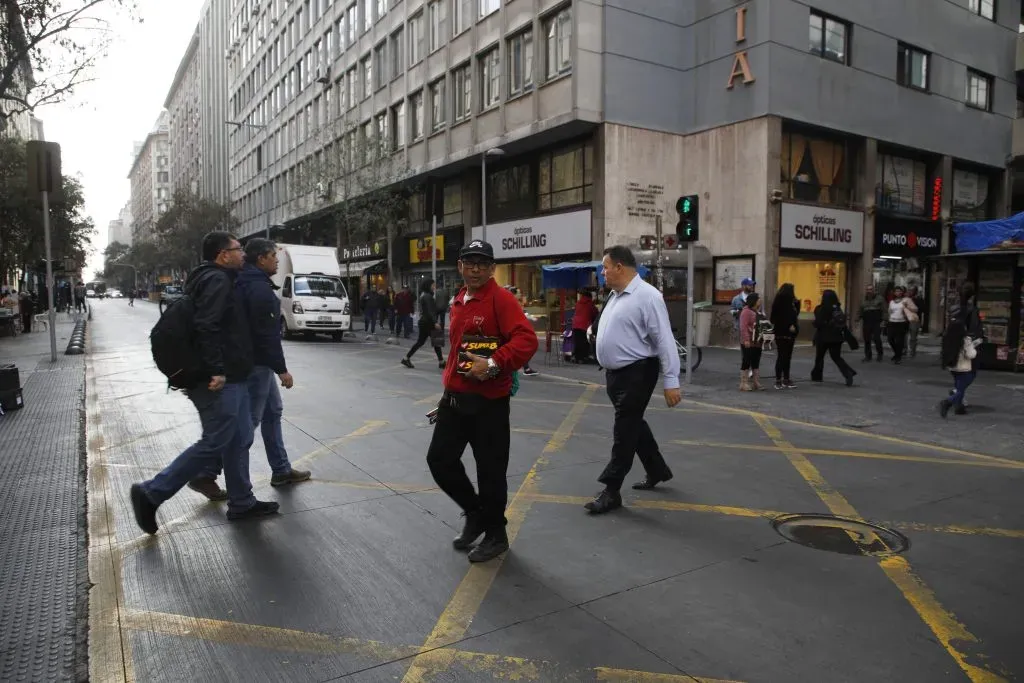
[410, 90, 424, 140]
[409, 12, 425, 64]
[391, 28, 404, 78]
[968, 0, 995, 20]
[453, 63, 471, 121]
[375, 111, 388, 151]
[897, 44, 929, 91]
[544, 6, 572, 80]
[443, 180, 463, 226]
[376, 0, 386, 21]
[429, 0, 447, 53]
[480, 47, 500, 109]
[361, 55, 372, 99]
[951, 168, 991, 221]
[479, 0, 499, 19]
[391, 101, 406, 149]
[780, 131, 852, 205]
[430, 78, 446, 130]
[487, 163, 532, 221]
[363, 0, 373, 31]
[347, 4, 357, 45]
[537, 140, 593, 210]
[454, 0, 472, 35]
[157, 171, 169, 183]
[374, 42, 387, 89]
[346, 66, 357, 107]
[508, 29, 533, 96]
[808, 11, 848, 64]
[362, 120, 374, 163]
[876, 154, 928, 216]
[966, 69, 992, 111]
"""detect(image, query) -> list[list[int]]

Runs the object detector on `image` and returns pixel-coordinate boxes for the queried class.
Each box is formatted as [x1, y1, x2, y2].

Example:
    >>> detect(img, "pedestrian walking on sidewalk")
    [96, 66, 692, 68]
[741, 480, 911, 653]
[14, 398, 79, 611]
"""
[190, 238, 312, 493]
[426, 240, 538, 563]
[887, 286, 917, 364]
[811, 289, 856, 387]
[586, 246, 680, 515]
[401, 279, 445, 369]
[858, 284, 885, 362]
[130, 232, 278, 535]
[769, 283, 800, 389]
[908, 285, 926, 358]
[739, 292, 765, 391]
[939, 284, 983, 418]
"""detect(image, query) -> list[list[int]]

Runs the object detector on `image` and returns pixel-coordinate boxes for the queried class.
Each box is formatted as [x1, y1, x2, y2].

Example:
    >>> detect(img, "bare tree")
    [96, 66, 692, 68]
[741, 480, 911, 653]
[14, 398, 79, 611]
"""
[0, 0, 135, 129]
[290, 114, 413, 283]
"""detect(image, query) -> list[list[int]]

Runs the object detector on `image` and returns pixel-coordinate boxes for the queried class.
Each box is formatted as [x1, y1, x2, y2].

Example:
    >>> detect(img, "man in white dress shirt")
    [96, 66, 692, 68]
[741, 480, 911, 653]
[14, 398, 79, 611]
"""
[587, 246, 681, 514]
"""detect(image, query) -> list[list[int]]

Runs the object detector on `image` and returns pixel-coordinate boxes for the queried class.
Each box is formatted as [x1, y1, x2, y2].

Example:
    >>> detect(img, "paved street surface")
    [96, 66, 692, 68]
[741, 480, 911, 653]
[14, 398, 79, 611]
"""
[86, 299, 1023, 683]
[0, 313, 88, 682]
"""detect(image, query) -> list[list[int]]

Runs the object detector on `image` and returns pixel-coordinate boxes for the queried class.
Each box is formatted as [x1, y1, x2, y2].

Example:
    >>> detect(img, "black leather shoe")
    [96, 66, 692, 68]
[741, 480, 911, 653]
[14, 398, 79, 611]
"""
[584, 489, 622, 514]
[938, 399, 952, 419]
[453, 510, 486, 550]
[227, 500, 280, 521]
[468, 529, 509, 562]
[632, 472, 674, 490]
[130, 484, 159, 535]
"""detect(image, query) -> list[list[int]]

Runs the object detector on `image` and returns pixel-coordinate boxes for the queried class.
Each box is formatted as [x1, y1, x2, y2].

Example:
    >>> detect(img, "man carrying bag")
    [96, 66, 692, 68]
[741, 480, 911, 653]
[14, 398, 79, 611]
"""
[425, 240, 538, 563]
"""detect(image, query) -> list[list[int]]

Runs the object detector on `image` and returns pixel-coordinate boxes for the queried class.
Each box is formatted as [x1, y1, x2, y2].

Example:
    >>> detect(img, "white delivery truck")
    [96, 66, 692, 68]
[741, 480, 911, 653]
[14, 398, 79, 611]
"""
[272, 244, 351, 341]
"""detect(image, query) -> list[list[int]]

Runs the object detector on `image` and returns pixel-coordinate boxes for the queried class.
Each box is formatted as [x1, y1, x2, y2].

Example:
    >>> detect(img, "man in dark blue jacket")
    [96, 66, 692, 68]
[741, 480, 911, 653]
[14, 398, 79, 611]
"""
[130, 232, 279, 534]
[192, 238, 311, 488]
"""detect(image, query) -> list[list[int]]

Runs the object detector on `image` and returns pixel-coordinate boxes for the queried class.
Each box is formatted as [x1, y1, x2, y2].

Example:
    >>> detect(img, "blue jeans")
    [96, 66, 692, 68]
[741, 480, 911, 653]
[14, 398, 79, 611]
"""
[142, 382, 257, 514]
[398, 314, 413, 337]
[200, 367, 293, 478]
[364, 311, 377, 332]
[950, 370, 976, 406]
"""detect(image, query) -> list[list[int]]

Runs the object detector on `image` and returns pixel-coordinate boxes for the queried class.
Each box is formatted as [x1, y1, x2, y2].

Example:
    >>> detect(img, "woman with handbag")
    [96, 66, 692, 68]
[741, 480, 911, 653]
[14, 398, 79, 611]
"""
[401, 279, 446, 369]
[886, 286, 917, 364]
[769, 283, 800, 389]
[811, 289, 857, 387]
[939, 285, 983, 418]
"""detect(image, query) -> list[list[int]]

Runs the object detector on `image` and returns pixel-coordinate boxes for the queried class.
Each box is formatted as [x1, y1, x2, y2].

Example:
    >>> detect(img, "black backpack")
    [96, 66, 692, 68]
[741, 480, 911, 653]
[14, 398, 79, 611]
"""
[830, 307, 848, 330]
[150, 295, 204, 389]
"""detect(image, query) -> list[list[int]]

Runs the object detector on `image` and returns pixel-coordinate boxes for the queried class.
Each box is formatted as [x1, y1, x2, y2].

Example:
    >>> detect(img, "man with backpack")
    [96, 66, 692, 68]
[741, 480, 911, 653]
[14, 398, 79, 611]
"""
[130, 232, 279, 535]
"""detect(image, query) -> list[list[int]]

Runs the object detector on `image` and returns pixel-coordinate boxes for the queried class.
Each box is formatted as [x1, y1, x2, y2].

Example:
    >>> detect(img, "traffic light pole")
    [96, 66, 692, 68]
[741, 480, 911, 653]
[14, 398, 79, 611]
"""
[654, 215, 664, 293]
[42, 190, 57, 362]
[685, 242, 694, 384]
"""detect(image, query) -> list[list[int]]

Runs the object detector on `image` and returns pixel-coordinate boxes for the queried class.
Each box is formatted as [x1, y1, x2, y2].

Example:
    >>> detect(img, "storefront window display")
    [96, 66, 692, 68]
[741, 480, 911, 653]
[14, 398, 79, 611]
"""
[778, 256, 849, 319]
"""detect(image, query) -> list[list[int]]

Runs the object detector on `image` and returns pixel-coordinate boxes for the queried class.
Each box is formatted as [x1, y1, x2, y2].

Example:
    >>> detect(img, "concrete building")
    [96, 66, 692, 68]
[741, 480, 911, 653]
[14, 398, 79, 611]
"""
[128, 112, 171, 244]
[163, 0, 232, 203]
[108, 203, 134, 247]
[0, 7, 35, 140]
[224, 0, 1018, 339]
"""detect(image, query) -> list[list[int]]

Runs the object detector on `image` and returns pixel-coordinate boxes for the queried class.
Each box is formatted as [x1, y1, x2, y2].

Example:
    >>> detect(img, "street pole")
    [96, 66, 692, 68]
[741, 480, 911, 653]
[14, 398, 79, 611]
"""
[654, 215, 664, 293]
[685, 242, 695, 385]
[430, 215, 437, 282]
[41, 190, 57, 362]
[481, 154, 488, 244]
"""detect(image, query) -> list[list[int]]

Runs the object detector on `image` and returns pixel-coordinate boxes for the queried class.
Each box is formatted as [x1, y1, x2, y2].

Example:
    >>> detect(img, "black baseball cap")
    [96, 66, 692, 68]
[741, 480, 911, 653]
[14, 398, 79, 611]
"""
[459, 240, 494, 261]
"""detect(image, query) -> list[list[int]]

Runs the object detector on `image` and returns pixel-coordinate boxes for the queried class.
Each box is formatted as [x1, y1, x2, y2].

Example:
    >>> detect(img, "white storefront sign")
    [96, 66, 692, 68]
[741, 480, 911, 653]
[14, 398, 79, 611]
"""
[780, 203, 864, 254]
[470, 209, 592, 260]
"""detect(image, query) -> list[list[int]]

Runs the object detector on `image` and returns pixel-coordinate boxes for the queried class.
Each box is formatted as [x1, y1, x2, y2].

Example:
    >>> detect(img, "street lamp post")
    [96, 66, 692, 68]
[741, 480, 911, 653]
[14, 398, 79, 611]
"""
[226, 120, 269, 238]
[480, 147, 504, 244]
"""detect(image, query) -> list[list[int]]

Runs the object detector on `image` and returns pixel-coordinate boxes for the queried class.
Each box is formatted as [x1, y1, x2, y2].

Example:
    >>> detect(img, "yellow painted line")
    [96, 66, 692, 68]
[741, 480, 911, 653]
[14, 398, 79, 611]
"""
[891, 522, 1024, 540]
[86, 344, 135, 683]
[689, 399, 1021, 468]
[671, 440, 1024, 470]
[524, 493, 785, 520]
[126, 609, 730, 682]
[400, 385, 598, 683]
[528, 397, 717, 414]
[754, 416, 1007, 683]
[288, 419, 389, 469]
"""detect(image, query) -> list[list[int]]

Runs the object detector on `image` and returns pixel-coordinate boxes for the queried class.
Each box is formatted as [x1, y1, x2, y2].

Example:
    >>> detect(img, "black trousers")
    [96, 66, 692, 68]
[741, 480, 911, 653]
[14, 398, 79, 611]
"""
[811, 342, 854, 381]
[598, 358, 672, 492]
[426, 394, 511, 529]
[774, 336, 795, 382]
[888, 321, 909, 361]
[408, 321, 443, 361]
[862, 318, 883, 359]
[740, 346, 762, 370]
[572, 329, 591, 362]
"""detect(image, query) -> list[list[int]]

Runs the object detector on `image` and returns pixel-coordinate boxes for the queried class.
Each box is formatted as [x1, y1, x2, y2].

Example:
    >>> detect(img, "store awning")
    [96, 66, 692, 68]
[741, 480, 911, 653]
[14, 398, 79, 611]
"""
[953, 213, 1024, 252]
[338, 260, 385, 277]
[541, 261, 602, 289]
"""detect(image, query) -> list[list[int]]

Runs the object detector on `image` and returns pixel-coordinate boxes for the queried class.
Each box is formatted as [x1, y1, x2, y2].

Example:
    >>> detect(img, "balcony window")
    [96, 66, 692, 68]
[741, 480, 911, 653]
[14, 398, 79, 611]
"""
[479, 0, 499, 19]
[410, 90, 424, 140]
[544, 6, 572, 80]
[453, 64, 471, 121]
[968, 0, 995, 20]
[480, 47, 500, 109]
[897, 44, 929, 91]
[430, 78, 446, 130]
[809, 11, 848, 65]
[508, 29, 533, 96]
[967, 69, 992, 111]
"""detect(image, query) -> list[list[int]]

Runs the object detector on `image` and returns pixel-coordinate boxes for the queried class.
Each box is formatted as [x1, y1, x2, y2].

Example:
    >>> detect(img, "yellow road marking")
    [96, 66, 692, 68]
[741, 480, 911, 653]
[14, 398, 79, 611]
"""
[400, 385, 598, 683]
[754, 416, 1007, 683]
[523, 493, 785, 520]
[671, 440, 1024, 470]
[288, 419, 389, 470]
[125, 609, 724, 682]
[528, 397, 717, 414]
[891, 522, 1024, 540]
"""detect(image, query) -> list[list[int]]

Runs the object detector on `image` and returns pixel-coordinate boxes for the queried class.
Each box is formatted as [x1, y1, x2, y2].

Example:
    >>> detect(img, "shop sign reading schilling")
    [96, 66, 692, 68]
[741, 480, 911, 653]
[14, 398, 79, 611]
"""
[470, 209, 592, 259]
[781, 203, 865, 254]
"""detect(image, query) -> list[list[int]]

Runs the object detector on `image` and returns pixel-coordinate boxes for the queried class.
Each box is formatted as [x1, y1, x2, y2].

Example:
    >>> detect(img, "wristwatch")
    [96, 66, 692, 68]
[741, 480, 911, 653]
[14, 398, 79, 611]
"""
[485, 357, 501, 379]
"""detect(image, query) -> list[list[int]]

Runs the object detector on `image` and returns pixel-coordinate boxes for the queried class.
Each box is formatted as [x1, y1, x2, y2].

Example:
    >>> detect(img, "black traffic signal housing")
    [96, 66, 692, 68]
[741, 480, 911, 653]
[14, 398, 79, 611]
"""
[676, 194, 699, 242]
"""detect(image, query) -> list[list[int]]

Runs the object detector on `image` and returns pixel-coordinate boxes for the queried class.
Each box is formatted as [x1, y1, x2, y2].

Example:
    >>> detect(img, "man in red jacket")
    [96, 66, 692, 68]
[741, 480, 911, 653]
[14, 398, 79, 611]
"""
[427, 240, 539, 563]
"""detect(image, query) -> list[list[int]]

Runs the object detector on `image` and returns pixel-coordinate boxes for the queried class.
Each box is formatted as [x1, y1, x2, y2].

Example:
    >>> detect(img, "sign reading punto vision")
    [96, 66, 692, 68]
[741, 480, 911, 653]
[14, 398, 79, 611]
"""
[780, 203, 865, 254]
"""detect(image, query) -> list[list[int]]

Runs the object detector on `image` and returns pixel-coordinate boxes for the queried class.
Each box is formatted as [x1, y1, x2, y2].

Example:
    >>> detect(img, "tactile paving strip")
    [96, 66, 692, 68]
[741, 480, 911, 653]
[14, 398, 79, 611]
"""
[0, 355, 87, 682]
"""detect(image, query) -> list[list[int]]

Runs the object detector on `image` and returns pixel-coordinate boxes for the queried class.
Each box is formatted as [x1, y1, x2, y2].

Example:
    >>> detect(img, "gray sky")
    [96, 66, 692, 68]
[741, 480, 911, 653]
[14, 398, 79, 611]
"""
[41, 0, 206, 278]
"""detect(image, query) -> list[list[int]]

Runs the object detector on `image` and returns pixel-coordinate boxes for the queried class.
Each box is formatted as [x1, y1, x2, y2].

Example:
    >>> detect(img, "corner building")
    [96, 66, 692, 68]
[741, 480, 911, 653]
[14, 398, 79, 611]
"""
[224, 0, 1017, 341]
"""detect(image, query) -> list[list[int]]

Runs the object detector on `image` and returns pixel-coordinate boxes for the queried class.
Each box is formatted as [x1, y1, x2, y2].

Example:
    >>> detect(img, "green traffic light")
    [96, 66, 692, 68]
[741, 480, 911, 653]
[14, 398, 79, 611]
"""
[682, 198, 692, 214]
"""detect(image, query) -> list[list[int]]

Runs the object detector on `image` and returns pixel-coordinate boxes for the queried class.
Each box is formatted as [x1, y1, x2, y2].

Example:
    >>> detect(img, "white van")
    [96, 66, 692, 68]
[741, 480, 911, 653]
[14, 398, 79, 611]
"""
[272, 244, 351, 341]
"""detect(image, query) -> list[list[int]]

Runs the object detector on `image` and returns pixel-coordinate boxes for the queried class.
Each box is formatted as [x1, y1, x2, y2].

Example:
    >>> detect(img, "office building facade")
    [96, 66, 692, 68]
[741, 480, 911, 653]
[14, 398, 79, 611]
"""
[128, 112, 171, 244]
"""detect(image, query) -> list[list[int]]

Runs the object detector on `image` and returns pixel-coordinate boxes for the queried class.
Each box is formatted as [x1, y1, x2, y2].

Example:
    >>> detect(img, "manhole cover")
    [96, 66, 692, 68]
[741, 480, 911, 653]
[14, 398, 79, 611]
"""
[771, 514, 909, 557]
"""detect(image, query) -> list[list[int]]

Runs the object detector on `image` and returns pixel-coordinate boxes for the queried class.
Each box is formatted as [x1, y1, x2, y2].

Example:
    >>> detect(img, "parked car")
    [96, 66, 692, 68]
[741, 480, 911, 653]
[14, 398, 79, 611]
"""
[158, 285, 183, 314]
[85, 288, 96, 298]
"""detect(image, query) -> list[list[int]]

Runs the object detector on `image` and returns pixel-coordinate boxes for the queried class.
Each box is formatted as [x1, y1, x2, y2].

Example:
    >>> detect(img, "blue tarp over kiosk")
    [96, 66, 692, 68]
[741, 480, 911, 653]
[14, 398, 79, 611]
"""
[953, 212, 1024, 252]
[540, 261, 651, 289]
